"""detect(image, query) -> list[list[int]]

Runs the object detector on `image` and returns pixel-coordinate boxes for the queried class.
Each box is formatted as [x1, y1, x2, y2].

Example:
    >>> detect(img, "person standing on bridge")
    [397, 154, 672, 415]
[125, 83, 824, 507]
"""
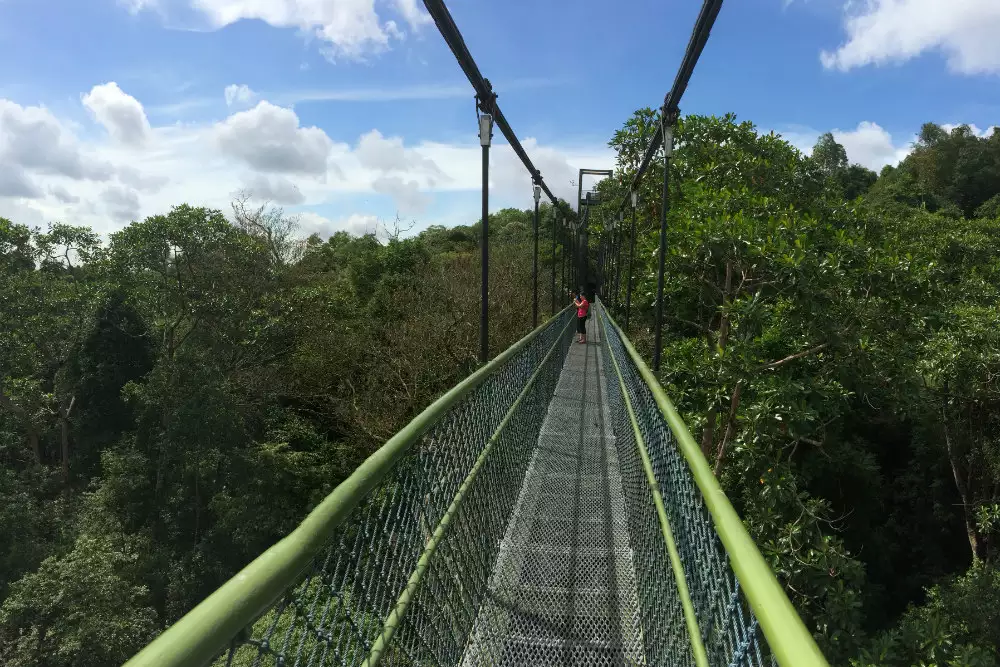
[573, 290, 590, 344]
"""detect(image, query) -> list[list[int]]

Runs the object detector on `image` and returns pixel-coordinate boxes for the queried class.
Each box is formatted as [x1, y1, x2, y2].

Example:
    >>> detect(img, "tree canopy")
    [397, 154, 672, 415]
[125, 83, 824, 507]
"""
[2, 115, 999, 666]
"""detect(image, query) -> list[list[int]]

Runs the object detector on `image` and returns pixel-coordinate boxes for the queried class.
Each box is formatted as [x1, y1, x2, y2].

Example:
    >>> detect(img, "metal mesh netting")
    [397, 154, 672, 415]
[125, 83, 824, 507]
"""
[598, 305, 771, 667]
[218, 310, 574, 667]
[459, 316, 644, 667]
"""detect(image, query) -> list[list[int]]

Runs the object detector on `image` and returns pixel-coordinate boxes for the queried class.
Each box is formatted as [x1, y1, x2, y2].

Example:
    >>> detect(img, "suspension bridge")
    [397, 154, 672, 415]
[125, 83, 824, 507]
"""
[125, 0, 830, 665]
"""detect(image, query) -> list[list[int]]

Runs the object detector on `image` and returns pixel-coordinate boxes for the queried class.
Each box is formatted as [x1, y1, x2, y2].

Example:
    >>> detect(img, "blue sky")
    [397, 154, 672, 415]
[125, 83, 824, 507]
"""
[1, 0, 998, 238]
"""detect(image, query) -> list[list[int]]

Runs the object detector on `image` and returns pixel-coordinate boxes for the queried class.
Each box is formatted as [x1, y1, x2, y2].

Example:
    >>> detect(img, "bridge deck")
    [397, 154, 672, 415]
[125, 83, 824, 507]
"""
[461, 316, 644, 666]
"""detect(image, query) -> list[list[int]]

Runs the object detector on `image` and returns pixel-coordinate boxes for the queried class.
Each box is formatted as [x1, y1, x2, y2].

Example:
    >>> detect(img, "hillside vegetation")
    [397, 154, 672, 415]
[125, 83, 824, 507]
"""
[2, 112, 999, 666]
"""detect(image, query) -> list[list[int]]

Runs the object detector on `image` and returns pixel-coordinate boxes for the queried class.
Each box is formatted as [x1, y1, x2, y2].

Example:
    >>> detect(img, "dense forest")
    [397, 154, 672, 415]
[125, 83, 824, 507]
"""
[1, 111, 999, 666]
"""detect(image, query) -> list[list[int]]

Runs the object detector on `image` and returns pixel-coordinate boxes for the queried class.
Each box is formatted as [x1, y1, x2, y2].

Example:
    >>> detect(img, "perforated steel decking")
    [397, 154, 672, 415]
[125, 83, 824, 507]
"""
[461, 317, 644, 666]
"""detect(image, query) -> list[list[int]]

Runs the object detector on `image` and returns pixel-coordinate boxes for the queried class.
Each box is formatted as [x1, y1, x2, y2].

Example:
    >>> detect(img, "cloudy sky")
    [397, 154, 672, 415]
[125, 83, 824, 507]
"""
[1, 0, 998, 239]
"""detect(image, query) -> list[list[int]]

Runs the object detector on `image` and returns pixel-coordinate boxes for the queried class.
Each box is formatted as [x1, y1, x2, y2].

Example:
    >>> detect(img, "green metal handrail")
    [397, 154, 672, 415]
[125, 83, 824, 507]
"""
[124, 307, 572, 667]
[599, 310, 709, 667]
[600, 305, 829, 667]
[125, 299, 828, 667]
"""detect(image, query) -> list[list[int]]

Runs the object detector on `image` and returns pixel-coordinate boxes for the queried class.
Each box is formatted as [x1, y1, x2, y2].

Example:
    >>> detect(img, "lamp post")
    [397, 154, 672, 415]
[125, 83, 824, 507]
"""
[532, 180, 541, 327]
[598, 225, 606, 299]
[653, 119, 674, 373]
[604, 216, 614, 303]
[614, 209, 624, 313]
[561, 218, 567, 299]
[550, 211, 557, 315]
[478, 111, 493, 363]
[625, 190, 638, 332]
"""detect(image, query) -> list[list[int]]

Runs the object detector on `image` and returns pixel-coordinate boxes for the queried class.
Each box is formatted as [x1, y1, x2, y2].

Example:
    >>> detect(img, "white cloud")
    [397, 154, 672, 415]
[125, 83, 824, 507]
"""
[821, 0, 1000, 74]
[393, 0, 432, 29]
[0, 166, 43, 199]
[0, 98, 114, 181]
[117, 165, 170, 193]
[0, 199, 50, 227]
[49, 185, 80, 204]
[940, 123, 999, 138]
[0, 82, 612, 238]
[833, 121, 914, 170]
[82, 82, 152, 146]
[185, 0, 420, 61]
[298, 211, 381, 238]
[224, 84, 257, 108]
[773, 121, 914, 171]
[215, 101, 333, 175]
[356, 129, 444, 180]
[243, 174, 306, 205]
[101, 185, 141, 222]
[492, 138, 615, 210]
[372, 175, 430, 215]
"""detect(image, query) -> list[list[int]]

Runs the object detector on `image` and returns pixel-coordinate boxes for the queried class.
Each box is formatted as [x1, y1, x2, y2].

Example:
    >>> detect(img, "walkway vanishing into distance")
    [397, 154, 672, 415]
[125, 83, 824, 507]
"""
[460, 317, 644, 666]
[126, 306, 827, 667]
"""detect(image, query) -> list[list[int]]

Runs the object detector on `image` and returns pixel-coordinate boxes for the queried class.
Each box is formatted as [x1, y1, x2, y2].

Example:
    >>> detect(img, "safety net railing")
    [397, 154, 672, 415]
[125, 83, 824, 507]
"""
[125, 307, 576, 667]
[596, 304, 828, 667]
[125, 300, 828, 667]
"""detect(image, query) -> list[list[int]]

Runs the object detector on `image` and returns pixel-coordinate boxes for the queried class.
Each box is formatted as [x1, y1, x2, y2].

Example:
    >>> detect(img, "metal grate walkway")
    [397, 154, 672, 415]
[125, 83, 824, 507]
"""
[461, 317, 645, 666]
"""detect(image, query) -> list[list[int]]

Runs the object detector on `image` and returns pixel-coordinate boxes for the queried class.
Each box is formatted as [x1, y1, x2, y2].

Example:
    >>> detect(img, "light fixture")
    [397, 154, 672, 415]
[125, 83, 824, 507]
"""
[663, 126, 675, 156]
[630, 190, 639, 208]
[533, 184, 541, 204]
[478, 114, 493, 147]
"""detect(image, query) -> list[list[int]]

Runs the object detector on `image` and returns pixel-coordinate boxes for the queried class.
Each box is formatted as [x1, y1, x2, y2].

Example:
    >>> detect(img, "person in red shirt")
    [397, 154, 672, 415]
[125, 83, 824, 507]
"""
[573, 290, 590, 344]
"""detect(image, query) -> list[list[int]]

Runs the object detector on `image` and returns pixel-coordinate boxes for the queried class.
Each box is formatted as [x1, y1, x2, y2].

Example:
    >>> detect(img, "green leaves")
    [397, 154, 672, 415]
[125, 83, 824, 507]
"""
[0, 527, 160, 667]
[598, 109, 1000, 664]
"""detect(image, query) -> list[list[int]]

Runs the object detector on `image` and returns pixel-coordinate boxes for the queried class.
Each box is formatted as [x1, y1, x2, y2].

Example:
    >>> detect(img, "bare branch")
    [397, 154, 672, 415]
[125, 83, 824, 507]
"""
[758, 344, 827, 372]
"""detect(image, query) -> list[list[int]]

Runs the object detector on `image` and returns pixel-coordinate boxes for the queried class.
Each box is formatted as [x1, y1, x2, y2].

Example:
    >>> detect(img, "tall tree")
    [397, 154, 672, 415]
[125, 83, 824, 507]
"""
[812, 131, 849, 175]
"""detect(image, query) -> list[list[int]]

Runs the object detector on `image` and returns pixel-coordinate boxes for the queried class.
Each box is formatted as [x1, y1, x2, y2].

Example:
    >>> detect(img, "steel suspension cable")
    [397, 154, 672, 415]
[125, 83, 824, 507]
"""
[604, 0, 724, 371]
[422, 0, 559, 206]
[616, 0, 725, 215]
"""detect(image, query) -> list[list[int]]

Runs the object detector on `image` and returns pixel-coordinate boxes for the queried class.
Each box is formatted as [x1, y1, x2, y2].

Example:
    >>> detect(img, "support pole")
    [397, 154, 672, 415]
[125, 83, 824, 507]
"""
[532, 180, 541, 327]
[652, 116, 675, 373]
[625, 192, 638, 331]
[568, 229, 574, 291]
[478, 110, 493, 363]
[605, 228, 612, 303]
[613, 211, 624, 314]
[561, 226, 566, 298]
[550, 212, 557, 315]
[605, 227, 612, 308]
[598, 237, 605, 299]
[574, 229, 580, 291]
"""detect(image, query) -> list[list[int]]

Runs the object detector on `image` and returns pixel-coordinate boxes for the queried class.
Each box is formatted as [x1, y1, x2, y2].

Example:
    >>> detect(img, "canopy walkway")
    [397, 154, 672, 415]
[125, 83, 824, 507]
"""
[126, 305, 827, 667]
[123, 0, 832, 663]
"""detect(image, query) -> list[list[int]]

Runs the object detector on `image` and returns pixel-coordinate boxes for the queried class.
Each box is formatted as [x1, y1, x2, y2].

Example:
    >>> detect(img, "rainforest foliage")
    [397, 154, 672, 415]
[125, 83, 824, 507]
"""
[596, 112, 1000, 666]
[2, 113, 999, 666]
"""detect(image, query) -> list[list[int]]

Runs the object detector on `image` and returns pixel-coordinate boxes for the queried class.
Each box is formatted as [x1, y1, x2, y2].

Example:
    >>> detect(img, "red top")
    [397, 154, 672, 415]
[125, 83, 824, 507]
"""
[576, 297, 590, 318]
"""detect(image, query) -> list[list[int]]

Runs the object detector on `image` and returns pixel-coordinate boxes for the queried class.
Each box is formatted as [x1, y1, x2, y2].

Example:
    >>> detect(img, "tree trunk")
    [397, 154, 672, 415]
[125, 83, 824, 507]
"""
[29, 430, 41, 465]
[194, 451, 201, 543]
[60, 418, 69, 483]
[714, 382, 743, 475]
[703, 261, 734, 460]
[701, 409, 717, 458]
[942, 408, 980, 561]
[718, 260, 733, 350]
[59, 396, 75, 485]
[1, 387, 43, 464]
